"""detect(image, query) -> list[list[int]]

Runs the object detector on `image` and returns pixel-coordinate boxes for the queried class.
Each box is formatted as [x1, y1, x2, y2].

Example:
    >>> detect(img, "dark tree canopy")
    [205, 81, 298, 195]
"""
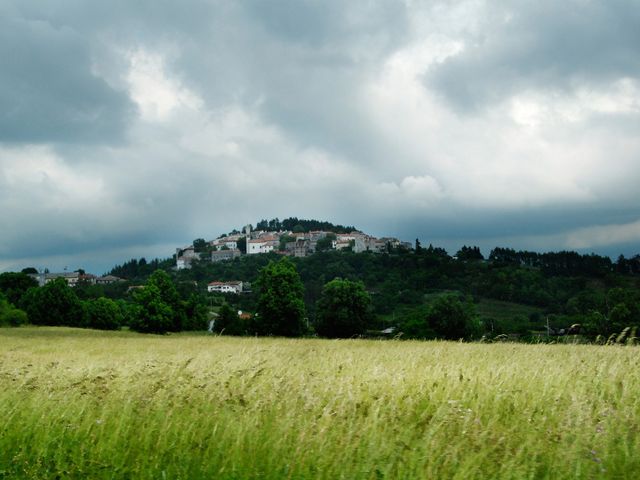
[455, 246, 484, 261]
[213, 302, 247, 335]
[315, 278, 372, 338]
[129, 284, 175, 334]
[85, 297, 122, 330]
[193, 238, 208, 253]
[0, 272, 38, 306]
[21, 278, 84, 327]
[128, 270, 206, 333]
[109, 257, 172, 280]
[401, 295, 478, 340]
[256, 257, 306, 337]
[254, 217, 356, 234]
[427, 295, 478, 339]
[237, 236, 247, 254]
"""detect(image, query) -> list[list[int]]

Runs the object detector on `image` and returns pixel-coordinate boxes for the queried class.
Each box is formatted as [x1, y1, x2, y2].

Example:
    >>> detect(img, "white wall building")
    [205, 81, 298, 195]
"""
[207, 281, 243, 294]
[247, 236, 278, 254]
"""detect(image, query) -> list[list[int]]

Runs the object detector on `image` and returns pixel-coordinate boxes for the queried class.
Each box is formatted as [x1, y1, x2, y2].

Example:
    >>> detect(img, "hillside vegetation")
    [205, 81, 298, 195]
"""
[3, 225, 640, 339]
[1, 327, 639, 479]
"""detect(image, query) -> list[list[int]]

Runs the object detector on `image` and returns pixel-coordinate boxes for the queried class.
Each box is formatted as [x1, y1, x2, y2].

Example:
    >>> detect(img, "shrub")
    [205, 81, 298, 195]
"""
[85, 297, 122, 330]
[20, 279, 84, 327]
[0, 294, 28, 327]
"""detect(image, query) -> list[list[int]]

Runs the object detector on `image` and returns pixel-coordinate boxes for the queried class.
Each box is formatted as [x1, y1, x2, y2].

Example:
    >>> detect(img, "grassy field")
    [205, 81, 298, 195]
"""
[474, 298, 544, 334]
[1, 327, 639, 479]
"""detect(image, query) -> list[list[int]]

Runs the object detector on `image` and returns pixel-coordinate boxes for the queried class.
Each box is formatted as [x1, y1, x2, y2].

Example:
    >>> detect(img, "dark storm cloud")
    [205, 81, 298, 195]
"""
[1, 0, 639, 273]
[168, 0, 411, 160]
[426, 0, 640, 111]
[242, 0, 408, 47]
[0, 14, 134, 143]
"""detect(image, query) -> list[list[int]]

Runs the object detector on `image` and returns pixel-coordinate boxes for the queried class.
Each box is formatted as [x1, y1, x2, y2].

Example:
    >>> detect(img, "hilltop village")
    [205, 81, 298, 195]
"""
[175, 222, 412, 271]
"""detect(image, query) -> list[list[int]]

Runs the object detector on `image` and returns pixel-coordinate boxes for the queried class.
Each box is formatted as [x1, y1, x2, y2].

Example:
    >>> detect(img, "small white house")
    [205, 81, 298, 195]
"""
[207, 281, 243, 294]
[247, 236, 277, 254]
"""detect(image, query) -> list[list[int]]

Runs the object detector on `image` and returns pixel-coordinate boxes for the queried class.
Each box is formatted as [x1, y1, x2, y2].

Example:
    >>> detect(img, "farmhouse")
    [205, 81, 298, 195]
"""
[95, 275, 123, 285]
[46, 272, 81, 286]
[211, 249, 241, 263]
[210, 234, 242, 250]
[247, 235, 278, 255]
[207, 281, 243, 294]
[176, 246, 201, 270]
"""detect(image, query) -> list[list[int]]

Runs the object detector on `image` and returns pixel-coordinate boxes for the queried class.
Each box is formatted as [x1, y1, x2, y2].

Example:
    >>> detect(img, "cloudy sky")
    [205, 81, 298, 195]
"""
[1, 0, 639, 274]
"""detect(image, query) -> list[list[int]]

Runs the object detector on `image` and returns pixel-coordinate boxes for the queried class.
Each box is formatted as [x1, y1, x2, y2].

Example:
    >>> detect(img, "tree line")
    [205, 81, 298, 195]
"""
[2, 242, 640, 341]
[0, 271, 207, 334]
[253, 217, 357, 234]
[0, 257, 484, 340]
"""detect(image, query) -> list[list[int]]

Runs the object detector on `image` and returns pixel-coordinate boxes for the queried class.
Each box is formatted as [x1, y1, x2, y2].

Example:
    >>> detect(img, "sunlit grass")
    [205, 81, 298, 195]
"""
[1, 327, 639, 479]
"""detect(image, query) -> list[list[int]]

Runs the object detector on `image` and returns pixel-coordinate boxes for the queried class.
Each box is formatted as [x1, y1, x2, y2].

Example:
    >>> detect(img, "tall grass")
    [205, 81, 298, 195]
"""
[1, 327, 639, 479]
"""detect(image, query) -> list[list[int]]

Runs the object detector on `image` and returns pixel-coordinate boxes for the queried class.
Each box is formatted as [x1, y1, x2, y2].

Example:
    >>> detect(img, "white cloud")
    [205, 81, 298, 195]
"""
[377, 175, 444, 210]
[565, 219, 640, 250]
[0, 145, 104, 207]
[509, 78, 640, 128]
[125, 48, 203, 121]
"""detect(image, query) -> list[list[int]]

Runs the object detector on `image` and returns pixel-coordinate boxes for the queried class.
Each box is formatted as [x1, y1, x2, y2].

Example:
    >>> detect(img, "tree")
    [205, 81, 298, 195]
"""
[0, 293, 28, 327]
[316, 233, 336, 252]
[85, 297, 122, 330]
[146, 270, 185, 331]
[256, 257, 306, 336]
[21, 278, 84, 327]
[128, 270, 190, 333]
[401, 295, 478, 340]
[237, 236, 247, 254]
[455, 245, 484, 261]
[315, 279, 372, 338]
[193, 238, 207, 253]
[399, 305, 435, 339]
[182, 294, 208, 331]
[21, 267, 38, 275]
[129, 285, 175, 334]
[279, 234, 296, 251]
[426, 295, 478, 339]
[0, 272, 38, 306]
[213, 302, 247, 335]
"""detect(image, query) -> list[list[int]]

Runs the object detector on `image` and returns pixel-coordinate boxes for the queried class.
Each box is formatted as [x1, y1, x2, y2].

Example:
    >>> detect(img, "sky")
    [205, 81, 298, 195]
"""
[1, 0, 640, 274]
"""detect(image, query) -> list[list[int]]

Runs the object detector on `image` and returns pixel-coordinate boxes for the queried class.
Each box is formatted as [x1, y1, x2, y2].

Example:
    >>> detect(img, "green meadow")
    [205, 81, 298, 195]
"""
[1, 327, 639, 479]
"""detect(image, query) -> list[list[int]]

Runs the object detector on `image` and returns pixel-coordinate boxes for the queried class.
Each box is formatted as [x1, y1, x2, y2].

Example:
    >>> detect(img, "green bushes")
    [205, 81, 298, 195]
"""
[21, 278, 85, 327]
[129, 270, 207, 334]
[4, 270, 207, 333]
[0, 293, 28, 326]
[400, 294, 480, 340]
[85, 297, 123, 330]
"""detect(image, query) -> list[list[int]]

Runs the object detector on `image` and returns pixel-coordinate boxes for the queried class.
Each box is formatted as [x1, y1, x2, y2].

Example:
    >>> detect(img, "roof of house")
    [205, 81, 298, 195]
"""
[46, 272, 80, 279]
[99, 275, 121, 281]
